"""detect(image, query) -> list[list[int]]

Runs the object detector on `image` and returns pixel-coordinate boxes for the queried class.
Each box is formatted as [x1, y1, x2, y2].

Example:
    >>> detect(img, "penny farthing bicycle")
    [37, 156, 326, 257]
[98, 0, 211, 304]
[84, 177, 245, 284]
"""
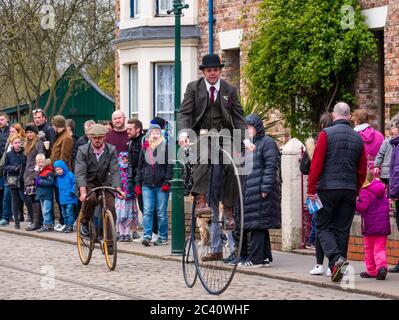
[181, 133, 245, 295]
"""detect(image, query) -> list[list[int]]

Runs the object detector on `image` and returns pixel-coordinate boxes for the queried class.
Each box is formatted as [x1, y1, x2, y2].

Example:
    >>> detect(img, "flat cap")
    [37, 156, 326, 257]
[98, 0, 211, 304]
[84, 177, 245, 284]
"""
[87, 124, 108, 137]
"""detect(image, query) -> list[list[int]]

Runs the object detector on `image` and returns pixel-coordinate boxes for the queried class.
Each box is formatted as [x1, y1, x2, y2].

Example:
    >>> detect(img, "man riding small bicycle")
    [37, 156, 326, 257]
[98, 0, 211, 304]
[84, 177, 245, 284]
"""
[74, 124, 125, 254]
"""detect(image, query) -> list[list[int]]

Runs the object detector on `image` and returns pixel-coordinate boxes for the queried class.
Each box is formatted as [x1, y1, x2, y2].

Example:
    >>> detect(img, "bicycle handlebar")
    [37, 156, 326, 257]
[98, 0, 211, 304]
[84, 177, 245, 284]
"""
[86, 186, 123, 199]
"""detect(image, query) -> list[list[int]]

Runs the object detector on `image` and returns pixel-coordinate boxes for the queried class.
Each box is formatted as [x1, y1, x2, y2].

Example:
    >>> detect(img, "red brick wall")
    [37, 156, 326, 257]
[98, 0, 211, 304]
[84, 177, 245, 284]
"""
[385, 2, 399, 109]
[359, 0, 389, 9]
[197, 0, 262, 95]
[348, 236, 399, 265]
[353, 40, 383, 130]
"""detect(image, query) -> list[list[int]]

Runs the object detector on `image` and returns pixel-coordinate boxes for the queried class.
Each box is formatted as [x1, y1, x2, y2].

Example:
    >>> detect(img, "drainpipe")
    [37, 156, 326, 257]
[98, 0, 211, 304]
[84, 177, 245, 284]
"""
[208, 0, 214, 54]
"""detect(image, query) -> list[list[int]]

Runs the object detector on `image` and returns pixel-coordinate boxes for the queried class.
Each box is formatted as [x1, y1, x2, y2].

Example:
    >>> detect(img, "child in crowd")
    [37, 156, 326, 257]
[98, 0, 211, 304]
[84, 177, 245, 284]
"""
[35, 153, 55, 232]
[115, 152, 138, 242]
[356, 170, 390, 280]
[54, 160, 78, 233]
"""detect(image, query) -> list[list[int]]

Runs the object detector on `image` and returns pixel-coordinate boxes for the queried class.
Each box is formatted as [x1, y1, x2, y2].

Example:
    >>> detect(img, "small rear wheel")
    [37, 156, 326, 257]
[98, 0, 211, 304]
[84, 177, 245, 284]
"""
[77, 212, 94, 265]
[103, 209, 117, 271]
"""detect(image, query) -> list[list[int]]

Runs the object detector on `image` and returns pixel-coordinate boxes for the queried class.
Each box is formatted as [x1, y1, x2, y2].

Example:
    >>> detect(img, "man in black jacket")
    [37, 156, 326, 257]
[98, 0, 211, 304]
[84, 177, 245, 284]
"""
[307, 102, 367, 282]
[33, 109, 56, 157]
[127, 119, 144, 240]
[127, 119, 144, 196]
[0, 112, 10, 223]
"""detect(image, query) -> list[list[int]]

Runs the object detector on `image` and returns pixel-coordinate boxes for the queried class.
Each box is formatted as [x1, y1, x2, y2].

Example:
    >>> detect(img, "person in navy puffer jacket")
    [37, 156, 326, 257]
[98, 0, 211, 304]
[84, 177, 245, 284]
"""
[241, 113, 281, 267]
[356, 170, 390, 280]
[54, 160, 78, 233]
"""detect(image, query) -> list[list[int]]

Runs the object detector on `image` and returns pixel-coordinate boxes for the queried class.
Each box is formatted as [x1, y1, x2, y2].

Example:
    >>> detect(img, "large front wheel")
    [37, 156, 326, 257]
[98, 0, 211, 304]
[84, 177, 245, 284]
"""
[103, 209, 117, 271]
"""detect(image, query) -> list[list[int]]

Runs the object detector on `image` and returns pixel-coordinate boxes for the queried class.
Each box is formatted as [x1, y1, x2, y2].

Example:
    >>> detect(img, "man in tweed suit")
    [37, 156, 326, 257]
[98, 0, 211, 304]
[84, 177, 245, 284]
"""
[177, 54, 255, 260]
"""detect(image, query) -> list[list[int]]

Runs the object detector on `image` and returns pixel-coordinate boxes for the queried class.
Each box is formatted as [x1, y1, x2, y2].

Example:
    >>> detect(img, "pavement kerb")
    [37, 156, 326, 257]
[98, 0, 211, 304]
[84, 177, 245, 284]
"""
[0, 227, 396, 299]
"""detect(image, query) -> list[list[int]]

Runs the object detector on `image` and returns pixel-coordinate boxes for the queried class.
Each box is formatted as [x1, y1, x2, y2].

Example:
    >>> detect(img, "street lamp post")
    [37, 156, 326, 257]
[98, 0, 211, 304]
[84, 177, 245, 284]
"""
[168, 0, 189, 255]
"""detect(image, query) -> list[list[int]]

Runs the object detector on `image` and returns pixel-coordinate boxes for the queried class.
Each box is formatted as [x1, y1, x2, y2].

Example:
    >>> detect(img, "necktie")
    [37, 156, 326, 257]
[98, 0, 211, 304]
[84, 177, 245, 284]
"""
[210, 86, 216, 104]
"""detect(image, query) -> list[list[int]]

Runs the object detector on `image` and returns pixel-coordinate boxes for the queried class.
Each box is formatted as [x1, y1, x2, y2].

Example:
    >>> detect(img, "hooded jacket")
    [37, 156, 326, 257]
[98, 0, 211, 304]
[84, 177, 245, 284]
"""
[135, 127, 173, 188]
[374, 138, 393, 179]
[54, 160, 78, 205]
[357, 125, 384, 168]
[356, 179, 390, 236]
[243, 114, 281, 231]
[35, 164, 54, 201]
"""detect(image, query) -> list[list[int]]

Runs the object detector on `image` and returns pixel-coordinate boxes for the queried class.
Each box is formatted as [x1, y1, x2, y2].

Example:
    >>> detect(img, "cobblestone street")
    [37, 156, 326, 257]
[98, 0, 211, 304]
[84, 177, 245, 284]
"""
[0, 233, 385, 300]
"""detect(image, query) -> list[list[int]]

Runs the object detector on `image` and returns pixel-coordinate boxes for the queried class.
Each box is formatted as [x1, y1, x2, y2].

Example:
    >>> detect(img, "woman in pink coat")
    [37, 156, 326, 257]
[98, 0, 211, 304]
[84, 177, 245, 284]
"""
[352, 109, 384, 170]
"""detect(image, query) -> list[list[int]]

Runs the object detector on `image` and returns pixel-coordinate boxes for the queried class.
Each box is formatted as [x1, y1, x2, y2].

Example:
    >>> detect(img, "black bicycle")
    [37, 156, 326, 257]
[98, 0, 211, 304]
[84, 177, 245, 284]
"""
[77, 186, 121, 271]
[181, 133, 245, 295]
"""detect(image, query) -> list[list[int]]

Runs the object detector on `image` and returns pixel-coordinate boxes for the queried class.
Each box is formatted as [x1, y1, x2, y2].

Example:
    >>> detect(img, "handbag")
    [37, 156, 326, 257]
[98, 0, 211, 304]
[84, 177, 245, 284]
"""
[5, 175, 20, 188]
[5, 165, 21, 188]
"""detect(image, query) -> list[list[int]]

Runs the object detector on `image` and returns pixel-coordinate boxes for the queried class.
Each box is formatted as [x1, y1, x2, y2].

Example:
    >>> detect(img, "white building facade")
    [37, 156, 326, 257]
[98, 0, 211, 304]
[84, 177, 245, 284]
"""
[115, 0, 200, 127]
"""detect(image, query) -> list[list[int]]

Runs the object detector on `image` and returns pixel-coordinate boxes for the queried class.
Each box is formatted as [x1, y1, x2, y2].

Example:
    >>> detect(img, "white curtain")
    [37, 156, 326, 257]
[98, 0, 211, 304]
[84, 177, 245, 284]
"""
[156, 64, 174, 122]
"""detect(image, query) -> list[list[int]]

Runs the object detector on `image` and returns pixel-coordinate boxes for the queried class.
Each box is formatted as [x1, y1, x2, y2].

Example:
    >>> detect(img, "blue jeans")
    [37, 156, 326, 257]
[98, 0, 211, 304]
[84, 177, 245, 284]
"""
[61, 204, 75, 227]
[40, 199, 54, 225]
[2, 186, 12, 221]
[142, 186, 169, 241]
[308, 213, 317, 244]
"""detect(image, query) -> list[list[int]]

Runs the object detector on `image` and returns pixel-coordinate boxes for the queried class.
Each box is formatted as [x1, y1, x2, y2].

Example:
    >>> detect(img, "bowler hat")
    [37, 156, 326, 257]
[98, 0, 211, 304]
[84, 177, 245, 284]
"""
[87, 124, 108, 137]
[199, 54, 225, 70]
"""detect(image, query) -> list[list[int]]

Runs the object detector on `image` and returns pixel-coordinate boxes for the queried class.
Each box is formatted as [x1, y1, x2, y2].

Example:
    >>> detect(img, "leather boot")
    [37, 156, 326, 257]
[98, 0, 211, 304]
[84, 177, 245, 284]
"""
[201, 252, 223, 262]
[222, 206, 236, 231]
[389, 262, 399, 273]
[194, 195, 212, 218]
[25, 203, 42, 231]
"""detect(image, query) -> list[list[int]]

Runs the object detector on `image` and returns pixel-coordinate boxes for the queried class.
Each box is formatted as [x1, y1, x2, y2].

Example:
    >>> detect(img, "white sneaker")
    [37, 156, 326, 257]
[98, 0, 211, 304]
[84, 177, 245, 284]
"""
[151, 233, 159, 243]
[309, 264, 324, 275]
[133, 237, 144, 243]
[263, 258, 271, 267]
[326, 268, 332, 277]
[54, 224, 62, 231]
[55, 224, 66, 232]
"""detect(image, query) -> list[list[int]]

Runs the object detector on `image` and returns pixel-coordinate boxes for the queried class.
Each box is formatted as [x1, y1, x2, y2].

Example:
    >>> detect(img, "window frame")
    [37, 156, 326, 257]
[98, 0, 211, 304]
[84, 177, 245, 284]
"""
[129, 64, 139, 119]
[155, 0, 174, 16]
[130, 0, 140, 18]
[153, 62, 175, 124]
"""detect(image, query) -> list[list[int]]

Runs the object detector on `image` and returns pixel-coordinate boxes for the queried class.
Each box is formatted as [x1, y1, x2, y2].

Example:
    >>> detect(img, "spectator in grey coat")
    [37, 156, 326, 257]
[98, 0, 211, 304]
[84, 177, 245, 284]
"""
[374, 119, 398, 185]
